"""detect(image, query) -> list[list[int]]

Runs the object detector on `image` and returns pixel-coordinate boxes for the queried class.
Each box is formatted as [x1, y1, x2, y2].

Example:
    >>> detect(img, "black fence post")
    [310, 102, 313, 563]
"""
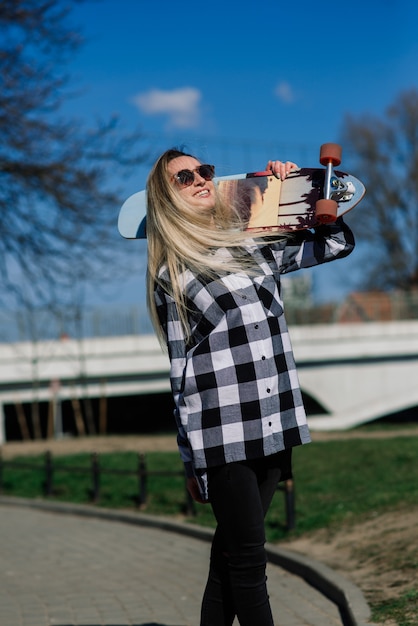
[137, 453, 147, 507]
[91, 453, 100, 503]
[44, 451, 53, 496]
[284, 478, 295, 531]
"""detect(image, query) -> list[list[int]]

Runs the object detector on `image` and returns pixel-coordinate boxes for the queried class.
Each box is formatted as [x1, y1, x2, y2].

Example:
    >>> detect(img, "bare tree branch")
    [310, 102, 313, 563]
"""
[0, 0, 147, 311]
[342, 89, 418, 290]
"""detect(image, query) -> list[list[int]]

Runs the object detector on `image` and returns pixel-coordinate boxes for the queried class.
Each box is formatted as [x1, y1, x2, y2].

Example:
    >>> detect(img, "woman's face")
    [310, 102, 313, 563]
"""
[167, 156, 216, 212]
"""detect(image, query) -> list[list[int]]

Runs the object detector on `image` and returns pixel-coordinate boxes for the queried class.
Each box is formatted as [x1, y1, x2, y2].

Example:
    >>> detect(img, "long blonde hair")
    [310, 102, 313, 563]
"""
[146, 149, 268, 344]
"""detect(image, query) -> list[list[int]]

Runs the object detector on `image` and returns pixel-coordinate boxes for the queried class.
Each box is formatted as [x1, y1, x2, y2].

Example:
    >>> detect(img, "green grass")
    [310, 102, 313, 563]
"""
[2, 438, 418, 534]
[372, 589, 418, 626]
[0, 451, 189, 513]
[2, 435, 418, 624]
[281, 437, 418, 537]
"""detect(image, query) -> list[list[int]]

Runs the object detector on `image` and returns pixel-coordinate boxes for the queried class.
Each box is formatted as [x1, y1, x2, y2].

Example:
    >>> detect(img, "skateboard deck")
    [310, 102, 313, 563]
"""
[118, 146, 365, 239]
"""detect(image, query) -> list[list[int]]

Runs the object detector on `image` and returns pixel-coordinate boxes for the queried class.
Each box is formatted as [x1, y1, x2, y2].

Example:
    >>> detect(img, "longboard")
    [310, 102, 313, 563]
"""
[118, 144, 365, 239]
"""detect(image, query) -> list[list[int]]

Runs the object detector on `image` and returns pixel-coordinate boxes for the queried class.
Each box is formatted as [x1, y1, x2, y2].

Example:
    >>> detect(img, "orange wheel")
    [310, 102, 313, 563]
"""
[319, 143, 342, 166]
[316, 198, 338, 223]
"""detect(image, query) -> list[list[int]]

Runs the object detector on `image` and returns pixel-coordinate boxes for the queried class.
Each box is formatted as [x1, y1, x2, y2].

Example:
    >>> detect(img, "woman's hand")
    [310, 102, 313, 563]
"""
[187, 476, 209, 504]
[266, 160, 298, 181]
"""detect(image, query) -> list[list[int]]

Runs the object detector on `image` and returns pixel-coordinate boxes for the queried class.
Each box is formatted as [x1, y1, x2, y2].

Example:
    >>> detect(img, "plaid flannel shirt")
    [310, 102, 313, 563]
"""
[155, 219, 355, 495]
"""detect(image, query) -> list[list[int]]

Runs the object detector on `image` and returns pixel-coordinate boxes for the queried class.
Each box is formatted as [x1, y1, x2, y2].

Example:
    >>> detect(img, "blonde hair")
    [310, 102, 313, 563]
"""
[146, 149, 273, 344]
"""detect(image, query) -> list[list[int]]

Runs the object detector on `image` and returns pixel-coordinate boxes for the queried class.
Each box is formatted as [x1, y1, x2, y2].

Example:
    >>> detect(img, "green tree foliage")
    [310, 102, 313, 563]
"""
[0, 0, 145, 310]
[342, 89, 418, 291]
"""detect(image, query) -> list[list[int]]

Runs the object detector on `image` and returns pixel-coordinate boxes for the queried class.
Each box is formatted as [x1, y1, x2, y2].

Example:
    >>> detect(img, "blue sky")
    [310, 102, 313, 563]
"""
[64, 0, 418, 306]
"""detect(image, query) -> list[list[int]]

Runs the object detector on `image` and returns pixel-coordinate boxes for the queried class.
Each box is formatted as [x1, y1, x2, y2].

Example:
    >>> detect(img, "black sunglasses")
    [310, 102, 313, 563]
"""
[172, 164, 215, 187]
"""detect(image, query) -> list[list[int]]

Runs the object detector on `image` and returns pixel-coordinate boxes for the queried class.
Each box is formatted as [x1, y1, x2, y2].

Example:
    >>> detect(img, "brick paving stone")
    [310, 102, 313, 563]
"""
[0, 504, 344, 626]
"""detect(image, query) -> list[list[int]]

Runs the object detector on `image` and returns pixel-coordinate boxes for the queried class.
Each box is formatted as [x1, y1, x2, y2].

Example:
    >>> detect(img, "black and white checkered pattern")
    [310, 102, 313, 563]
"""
[155, 219, 355, 490]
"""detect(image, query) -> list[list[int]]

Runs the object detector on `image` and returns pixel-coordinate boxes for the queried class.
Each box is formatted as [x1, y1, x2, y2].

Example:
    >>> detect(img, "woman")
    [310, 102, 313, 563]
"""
[146, 148, 355, 626]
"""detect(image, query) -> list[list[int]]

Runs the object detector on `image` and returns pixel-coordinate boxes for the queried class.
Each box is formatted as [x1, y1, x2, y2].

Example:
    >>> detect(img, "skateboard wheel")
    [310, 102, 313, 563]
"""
[319, 143, 342, 166]
[316, 198, 338, 223]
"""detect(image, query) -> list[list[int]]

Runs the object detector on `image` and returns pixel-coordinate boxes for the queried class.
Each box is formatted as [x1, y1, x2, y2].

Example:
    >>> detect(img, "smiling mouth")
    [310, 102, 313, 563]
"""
[196, 189, 210, 197]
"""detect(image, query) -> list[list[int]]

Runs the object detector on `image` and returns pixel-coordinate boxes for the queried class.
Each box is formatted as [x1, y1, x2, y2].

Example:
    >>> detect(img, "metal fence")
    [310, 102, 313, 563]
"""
[0, 450, 296, 529]
[0, 289, 417, 343]
[0, 450, 194, 513]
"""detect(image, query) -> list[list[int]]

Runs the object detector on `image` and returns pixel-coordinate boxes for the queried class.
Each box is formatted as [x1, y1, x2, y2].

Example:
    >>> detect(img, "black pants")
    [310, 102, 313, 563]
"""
[200, 454, 283, 626]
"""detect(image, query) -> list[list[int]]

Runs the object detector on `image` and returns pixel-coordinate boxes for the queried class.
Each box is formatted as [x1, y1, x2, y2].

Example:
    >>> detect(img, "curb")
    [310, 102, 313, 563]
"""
[0, 495, 372, 626]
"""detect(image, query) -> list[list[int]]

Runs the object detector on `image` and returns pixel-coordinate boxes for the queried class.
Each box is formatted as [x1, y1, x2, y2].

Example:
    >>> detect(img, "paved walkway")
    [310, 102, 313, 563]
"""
[0, 500, 368, 626]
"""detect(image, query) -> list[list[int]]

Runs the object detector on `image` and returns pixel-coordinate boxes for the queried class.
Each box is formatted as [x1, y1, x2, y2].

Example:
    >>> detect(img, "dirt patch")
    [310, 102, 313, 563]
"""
[0, 434, 178, 459]
[282, 509, 418, 607]
[2, 426, 418, 459]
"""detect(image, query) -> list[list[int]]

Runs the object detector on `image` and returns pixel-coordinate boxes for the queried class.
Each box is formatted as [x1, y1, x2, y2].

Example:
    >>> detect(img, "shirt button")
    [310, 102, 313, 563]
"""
[254, 324, 259, 329]
[266, 388, 271, 393]
[261, 356, 266, 360]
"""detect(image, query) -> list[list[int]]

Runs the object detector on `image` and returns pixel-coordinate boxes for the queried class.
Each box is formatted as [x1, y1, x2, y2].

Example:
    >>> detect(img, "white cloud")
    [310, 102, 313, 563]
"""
[132, 87, 202, 128]
[274, 81, 295, 104]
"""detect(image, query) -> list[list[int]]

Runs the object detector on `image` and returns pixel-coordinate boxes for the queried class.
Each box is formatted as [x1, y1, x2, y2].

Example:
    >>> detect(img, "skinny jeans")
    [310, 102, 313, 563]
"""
[200, 454, 283, 626]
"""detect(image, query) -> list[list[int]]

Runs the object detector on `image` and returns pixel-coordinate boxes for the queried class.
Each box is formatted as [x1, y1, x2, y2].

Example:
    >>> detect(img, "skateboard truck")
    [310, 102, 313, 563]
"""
[316, 143, 345, 224]
[329, 178, 356, 203]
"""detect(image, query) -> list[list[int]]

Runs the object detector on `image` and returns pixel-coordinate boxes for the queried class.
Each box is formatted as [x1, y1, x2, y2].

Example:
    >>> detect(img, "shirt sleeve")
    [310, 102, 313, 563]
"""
[154, 283, 195, 479]
[270, 217, 355, 274]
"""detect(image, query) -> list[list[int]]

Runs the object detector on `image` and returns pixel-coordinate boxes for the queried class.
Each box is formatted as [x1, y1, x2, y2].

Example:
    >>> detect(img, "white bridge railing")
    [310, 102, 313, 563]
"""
[0, 319, 417, 443]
